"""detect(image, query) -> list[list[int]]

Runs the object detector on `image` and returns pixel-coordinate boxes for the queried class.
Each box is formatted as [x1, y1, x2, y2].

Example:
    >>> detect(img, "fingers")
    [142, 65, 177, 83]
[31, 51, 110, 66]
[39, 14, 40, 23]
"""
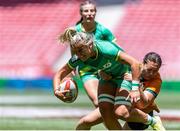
[60, 90, 70, 94]
[133, 97, 140, 103]
[136, 97, 140, 102]
[126, 91, 140, 103]
[126, 95, 137, 103]
[126, 95, 130, 101]
[55, 90, 71, 99]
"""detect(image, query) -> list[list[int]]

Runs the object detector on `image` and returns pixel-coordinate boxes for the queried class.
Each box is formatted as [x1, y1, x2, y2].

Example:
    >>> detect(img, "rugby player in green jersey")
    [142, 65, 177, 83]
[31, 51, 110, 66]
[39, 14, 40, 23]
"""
[65, 1, 118, 128]
[54, 28, 165, 130]
[68, 1, 118, 128]
[54, 28, 141, 130]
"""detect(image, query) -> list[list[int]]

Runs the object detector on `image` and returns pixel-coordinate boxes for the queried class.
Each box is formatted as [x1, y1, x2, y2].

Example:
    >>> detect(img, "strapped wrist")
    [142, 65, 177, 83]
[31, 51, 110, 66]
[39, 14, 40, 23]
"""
[132, 80, 140, 90]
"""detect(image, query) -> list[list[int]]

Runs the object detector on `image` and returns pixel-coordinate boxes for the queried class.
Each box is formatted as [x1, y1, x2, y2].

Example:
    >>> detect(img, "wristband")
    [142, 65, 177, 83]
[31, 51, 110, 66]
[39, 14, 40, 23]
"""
[132, 80, 140, 90]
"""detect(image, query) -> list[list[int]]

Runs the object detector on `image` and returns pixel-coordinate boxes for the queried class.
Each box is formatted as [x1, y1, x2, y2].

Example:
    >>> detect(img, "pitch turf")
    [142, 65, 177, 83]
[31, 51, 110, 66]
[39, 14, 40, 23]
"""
[0, 118, 180, 130]
[0, 90, 180, 130]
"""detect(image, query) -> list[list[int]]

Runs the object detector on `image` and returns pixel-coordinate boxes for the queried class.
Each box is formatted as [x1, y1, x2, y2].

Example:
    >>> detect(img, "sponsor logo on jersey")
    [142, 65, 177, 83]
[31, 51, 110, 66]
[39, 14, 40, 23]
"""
[71, 55, 79, 63]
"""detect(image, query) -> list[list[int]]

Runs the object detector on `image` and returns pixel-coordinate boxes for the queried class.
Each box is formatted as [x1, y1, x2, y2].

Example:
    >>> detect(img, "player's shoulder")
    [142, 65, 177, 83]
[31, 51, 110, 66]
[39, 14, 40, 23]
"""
[68, 55, 82, 68]
[144, 73, 162, 88]
[70, 55, 80, 63]
[95, 22, 109, 31]
[153, 72, 162, 83]
[95, 40, 123, 56]
[95, 40, 111, 47]
[95, 40, 122, 49]
[75, 23, 81, 31]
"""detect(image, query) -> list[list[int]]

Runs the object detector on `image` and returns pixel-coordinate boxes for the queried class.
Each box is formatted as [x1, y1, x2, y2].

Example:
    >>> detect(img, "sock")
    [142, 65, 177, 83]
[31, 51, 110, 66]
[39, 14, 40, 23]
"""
[145, 114, 156, 125]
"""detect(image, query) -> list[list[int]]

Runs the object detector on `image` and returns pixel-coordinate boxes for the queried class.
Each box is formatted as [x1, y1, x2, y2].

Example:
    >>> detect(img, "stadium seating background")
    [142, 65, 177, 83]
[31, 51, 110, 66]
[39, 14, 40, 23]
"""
[0, 0, 180, 90]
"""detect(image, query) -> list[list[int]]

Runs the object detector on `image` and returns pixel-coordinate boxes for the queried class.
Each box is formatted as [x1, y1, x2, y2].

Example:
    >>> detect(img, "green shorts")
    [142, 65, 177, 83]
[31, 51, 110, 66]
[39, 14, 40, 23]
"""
[81, 74, 99, 83]
[78, 66, 99, 83]
[100, 78, 132, 91]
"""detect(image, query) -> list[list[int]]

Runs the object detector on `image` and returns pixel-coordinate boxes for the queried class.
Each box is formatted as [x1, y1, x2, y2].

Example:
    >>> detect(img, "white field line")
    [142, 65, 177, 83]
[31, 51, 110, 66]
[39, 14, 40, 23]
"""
[0, 96, 180, 119]
[0, 107, 91, 118]
[0, 106, 180, 119]
[0, 95, 88, 104]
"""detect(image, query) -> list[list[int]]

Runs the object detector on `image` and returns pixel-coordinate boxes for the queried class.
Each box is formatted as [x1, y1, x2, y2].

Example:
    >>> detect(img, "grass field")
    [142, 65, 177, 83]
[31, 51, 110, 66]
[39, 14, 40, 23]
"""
[1, 89, 180, 109]
[0, 118, 180, 130]
[0, 89, 180, 130]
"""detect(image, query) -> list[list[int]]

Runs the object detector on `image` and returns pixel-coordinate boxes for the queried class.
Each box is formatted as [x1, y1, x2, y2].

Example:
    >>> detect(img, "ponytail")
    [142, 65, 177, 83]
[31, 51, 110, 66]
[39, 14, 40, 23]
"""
[58, 27, 93, 47]
[58, 28, 77, 44]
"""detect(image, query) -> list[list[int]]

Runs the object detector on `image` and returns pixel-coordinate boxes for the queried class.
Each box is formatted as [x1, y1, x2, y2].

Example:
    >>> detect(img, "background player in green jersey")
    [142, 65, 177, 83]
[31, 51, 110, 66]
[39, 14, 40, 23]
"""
[54, 28, 141, 130]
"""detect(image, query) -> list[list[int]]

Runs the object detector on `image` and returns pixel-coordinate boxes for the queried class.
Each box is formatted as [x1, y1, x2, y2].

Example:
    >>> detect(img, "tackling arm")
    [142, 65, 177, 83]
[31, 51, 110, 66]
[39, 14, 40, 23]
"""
[118, 51, 141, 103]
[136, 88, 156, 109]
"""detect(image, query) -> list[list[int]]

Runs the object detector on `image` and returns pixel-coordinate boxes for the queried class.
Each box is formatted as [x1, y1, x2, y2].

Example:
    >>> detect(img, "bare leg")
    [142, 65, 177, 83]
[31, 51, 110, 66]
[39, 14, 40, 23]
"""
[76, 78, 100, 130]
[83, 78, 99, 107]
[126, 108, 148, 123]
[76, 108, 103, 130]
[98, 81, 122, 130]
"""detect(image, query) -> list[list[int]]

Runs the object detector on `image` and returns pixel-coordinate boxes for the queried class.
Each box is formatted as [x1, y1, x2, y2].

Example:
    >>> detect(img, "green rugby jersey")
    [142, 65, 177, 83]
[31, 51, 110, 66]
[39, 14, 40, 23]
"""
[75, 22, 117, 78]
[68, 40, 130, 79]
[75, 21, 116, 42]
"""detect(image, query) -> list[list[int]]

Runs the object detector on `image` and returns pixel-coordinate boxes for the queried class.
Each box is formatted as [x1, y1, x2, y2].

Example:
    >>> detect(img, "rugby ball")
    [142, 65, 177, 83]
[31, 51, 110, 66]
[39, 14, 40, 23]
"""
[59, 78, 78, 103]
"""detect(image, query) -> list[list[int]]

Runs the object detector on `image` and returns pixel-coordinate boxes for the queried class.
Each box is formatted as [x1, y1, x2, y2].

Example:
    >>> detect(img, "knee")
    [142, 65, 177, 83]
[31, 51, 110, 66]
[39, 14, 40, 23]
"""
[115, 105, 131, 120]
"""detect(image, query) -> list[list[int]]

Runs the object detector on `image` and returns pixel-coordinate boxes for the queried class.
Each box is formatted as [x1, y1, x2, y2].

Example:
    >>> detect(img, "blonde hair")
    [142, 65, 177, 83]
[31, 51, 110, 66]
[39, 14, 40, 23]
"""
[58, 28, 93, 47]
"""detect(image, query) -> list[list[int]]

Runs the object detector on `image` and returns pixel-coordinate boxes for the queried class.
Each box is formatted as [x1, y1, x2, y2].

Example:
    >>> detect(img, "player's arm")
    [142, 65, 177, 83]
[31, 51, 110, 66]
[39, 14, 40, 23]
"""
[135, 87, 156, 109]
[136, 79, 161, 109]
[53, 63, 73, 101]
[117, 51, 141, 103]
[118, 51, 140, 82]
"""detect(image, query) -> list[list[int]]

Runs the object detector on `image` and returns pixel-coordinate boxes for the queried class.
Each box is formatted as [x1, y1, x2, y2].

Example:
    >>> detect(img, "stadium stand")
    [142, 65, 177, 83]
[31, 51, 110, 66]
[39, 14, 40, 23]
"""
[1, 0, 180, 89]
[115, 0, 180, 80]
[0, 0, 80, 79]
[0, 0, 82, 89]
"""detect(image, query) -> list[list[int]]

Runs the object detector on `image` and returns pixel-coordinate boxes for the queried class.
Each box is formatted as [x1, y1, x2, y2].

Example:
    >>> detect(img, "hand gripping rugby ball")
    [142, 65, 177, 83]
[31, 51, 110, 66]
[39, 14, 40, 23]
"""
[59, 78, 78, 103]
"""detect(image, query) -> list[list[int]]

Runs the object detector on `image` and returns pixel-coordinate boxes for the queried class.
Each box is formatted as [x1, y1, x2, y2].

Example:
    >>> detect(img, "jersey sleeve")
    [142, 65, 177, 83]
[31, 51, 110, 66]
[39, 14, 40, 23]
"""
[67, 55, 80, 69]
[103, 28, 116, 43]
[97, 23, 116, 43]
[75, 23, 81, 32]
[144, 74, 162, 98]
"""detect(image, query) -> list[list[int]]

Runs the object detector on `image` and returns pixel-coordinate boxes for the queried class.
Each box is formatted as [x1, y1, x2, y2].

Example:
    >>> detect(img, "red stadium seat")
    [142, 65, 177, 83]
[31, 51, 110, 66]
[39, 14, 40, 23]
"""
[115, 0, 180, 80]
[0, 1, 80, 78]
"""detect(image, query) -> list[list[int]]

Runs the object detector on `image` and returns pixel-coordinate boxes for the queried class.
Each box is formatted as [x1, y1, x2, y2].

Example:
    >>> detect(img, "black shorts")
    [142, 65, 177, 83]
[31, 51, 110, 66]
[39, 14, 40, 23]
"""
[127, 111, 153, 130]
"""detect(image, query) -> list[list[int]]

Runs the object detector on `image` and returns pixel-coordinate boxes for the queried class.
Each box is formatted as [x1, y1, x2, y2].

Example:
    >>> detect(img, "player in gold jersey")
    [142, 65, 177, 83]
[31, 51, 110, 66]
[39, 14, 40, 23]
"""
[124, 52, 165, 130]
